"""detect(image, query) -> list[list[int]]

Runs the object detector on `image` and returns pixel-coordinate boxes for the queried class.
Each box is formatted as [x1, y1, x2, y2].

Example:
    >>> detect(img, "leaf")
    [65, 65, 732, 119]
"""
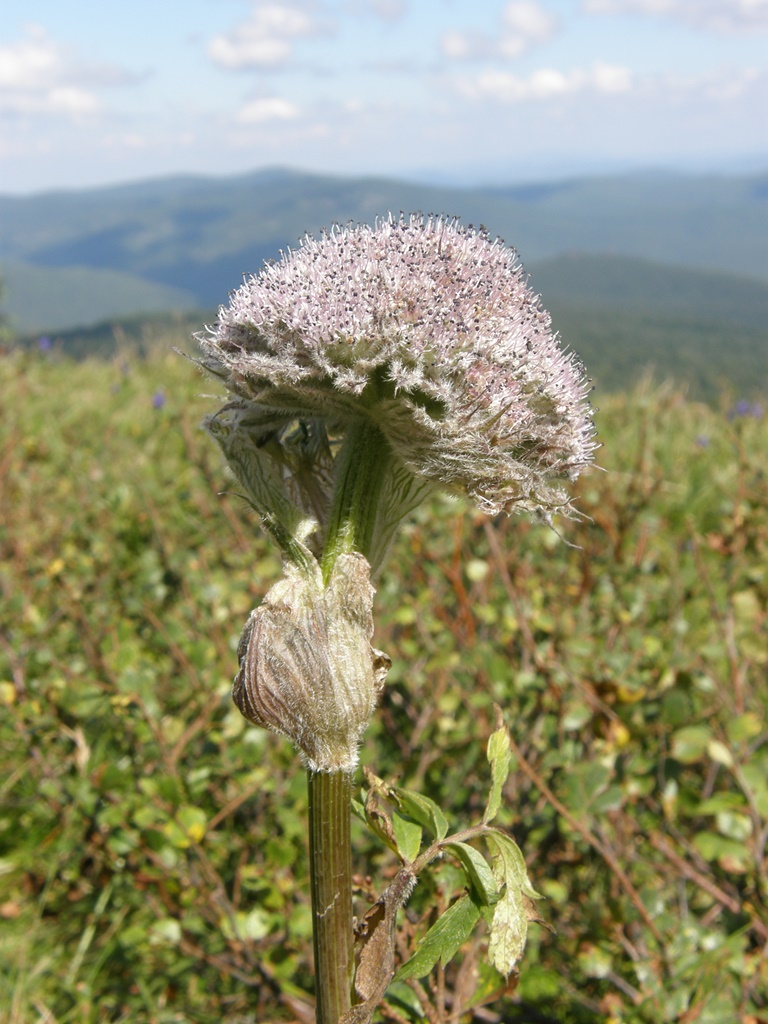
[367, 459, 434, 575]
[559, 761, 612, 816]
[484, 705, 511, 824]
[163, 806, 208, 848]
[484, 830, 543, 977]
[203, 404, 315, 568]
[392, 811, 423, 864]
[693, 831, 750, 870]
[726, 712, 763, 745]
[382, 980, 426, 1018]
[707, 739, 734, 768]
[487, 884, 528, 978]
[176, 805, 207, 843]
[363, 791, 399, 855]
[353, 870, 418, 1013]
[444, 842, 499, 906]
[394, 894, 481, 982]
[671, 725, 712, 764]
[486, 830, 541, 901]
[392, 787, 449, 841]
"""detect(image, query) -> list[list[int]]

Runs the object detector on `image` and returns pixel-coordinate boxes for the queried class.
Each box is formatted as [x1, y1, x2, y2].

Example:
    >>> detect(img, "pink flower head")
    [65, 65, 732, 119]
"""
[199, 214, 596, 519]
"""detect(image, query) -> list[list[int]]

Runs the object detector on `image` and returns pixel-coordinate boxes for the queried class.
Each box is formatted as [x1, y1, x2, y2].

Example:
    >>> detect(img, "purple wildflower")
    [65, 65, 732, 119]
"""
[729, 400, 763, 421]
[38, 336, 52, 351]
[198, 215, 596, 521]
[152, 390, 166, 410]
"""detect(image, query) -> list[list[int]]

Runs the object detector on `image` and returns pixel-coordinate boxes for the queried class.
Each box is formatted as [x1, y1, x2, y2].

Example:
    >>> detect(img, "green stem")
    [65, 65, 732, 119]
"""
[321, 420, 390, 583]
[308, 769, 355, 1023]
[308, 417, 390, 1019]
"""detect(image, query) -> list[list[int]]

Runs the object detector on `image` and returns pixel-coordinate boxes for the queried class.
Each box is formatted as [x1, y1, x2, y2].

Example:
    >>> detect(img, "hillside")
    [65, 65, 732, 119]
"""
[0, 261, 197, 334]
[1, 167, 767, 313]
[2, 351, 767, 1023]
[10, 251, 766, 401]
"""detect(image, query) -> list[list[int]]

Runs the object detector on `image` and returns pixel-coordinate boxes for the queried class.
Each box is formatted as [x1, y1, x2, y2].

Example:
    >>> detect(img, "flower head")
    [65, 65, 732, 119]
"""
[198, 214, 596, 523]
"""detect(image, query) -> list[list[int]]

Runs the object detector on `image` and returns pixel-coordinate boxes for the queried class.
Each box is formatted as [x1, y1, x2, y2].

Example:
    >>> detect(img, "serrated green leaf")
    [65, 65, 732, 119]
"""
[394, 893, 481, 982]
[486, 830, 541, 901]
[392, 811, 423, 864]
[444, 842, 499, 905]
[488, 883, 527, 977]
[392, 787, 449, 841]
[484, 718, 511, 824]
[485, 831, 540, 976]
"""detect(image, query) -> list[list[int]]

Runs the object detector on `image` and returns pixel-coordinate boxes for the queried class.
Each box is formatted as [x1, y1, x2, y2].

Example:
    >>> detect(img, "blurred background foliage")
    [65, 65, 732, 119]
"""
[0, 338, 766, 1023]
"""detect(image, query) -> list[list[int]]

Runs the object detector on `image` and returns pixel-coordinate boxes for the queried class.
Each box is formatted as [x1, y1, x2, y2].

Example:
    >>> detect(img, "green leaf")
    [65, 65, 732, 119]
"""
[671, 725, 712, 764]
[559, 761, 613, 816]
[726, 712, 763, 745]
[693, 831, 750, 869]
[392, 787, 449, 841]
[484, 708, 511, 824]
[715, 811, 752, 841]
[176, 805, 207, 843]
[444, 842, 499, 906]
[392, 811, 423, 864]
[484, 830, 542, 977]
[394, 893, 481, 982]
[486, 830, 541, 901]
[488, 883, 527, 978]
[149, 918, 182, 946]
[696, 792, 747, 815]
[383, 980, 427, 1018]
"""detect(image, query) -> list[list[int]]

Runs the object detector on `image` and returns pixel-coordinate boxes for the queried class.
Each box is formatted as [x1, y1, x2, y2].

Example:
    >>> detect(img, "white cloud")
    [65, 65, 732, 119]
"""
[236, 96, 301, 122]
[441, 1, 558, 62]
[457, 63, 633, 102]
[501, 1, 558, 56]
[209, 3, 320, 70]
[583, 0, 768, 32]
[364, 0, 407, 20]
[0, 25, 114, 117]
[440, 30, 492, 60]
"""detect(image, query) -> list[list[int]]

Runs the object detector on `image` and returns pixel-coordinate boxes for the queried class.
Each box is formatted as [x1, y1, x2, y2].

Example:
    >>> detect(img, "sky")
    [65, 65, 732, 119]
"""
[1, 0, 767, 194]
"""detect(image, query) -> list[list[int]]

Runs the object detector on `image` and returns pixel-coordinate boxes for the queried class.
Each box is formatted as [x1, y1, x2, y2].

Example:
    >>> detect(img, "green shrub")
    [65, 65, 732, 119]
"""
[1, 348, 766, 1022]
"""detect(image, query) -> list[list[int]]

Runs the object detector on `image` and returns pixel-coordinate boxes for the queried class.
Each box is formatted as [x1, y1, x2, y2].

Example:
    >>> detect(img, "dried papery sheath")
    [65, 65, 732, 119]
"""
[233, 552, 390, 773]
[198, 214, 597, 525]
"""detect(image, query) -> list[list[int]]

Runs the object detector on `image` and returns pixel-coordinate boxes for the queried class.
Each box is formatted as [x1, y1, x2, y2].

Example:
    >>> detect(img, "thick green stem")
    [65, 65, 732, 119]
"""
[307, 417, 391, 1019]
[321, 419, 390, 583]
[308, 769, 355, 1023]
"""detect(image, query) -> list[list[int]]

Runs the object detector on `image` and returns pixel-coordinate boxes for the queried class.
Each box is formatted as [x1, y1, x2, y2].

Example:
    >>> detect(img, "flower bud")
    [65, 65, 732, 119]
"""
[233, 552, 390, 773]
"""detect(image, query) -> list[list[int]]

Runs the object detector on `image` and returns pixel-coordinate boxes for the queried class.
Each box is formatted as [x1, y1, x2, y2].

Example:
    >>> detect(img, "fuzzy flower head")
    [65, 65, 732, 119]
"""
[199, 214, 596, 532]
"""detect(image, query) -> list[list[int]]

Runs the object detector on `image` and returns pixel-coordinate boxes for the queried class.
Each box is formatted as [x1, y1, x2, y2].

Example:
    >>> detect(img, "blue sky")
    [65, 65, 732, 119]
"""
[1, 0, 767, 193]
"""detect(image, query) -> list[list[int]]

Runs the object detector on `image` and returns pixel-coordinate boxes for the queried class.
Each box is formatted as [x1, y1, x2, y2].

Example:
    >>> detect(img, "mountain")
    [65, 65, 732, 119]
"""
[0, 261, 197, 334]
[529, 253, 768, 331]
[1, 167, 766, 398]
[1, 166, 767, 316]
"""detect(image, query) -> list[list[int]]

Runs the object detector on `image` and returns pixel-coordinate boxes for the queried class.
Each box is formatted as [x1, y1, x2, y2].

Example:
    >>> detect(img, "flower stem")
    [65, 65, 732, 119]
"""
[321, 419, 390, 583]
[308, 769, 355, 1023]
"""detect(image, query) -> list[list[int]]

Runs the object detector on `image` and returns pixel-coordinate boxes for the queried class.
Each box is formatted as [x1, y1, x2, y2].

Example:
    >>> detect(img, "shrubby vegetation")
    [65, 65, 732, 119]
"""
[1, 340, 766, 1022]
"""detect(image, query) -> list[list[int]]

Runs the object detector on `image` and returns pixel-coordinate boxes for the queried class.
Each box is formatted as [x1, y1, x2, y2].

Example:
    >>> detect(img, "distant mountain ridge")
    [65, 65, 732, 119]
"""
[1, 166, 767, 315]
[1, 167, 766, 400]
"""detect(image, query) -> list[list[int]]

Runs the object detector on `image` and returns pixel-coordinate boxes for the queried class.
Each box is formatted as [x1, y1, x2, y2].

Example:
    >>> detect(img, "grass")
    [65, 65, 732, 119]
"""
[0, 340, 766, 1023]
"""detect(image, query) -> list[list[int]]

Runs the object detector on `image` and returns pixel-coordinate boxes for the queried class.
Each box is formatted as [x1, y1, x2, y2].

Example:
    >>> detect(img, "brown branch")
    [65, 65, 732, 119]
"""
[648, 832, 768, 941]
